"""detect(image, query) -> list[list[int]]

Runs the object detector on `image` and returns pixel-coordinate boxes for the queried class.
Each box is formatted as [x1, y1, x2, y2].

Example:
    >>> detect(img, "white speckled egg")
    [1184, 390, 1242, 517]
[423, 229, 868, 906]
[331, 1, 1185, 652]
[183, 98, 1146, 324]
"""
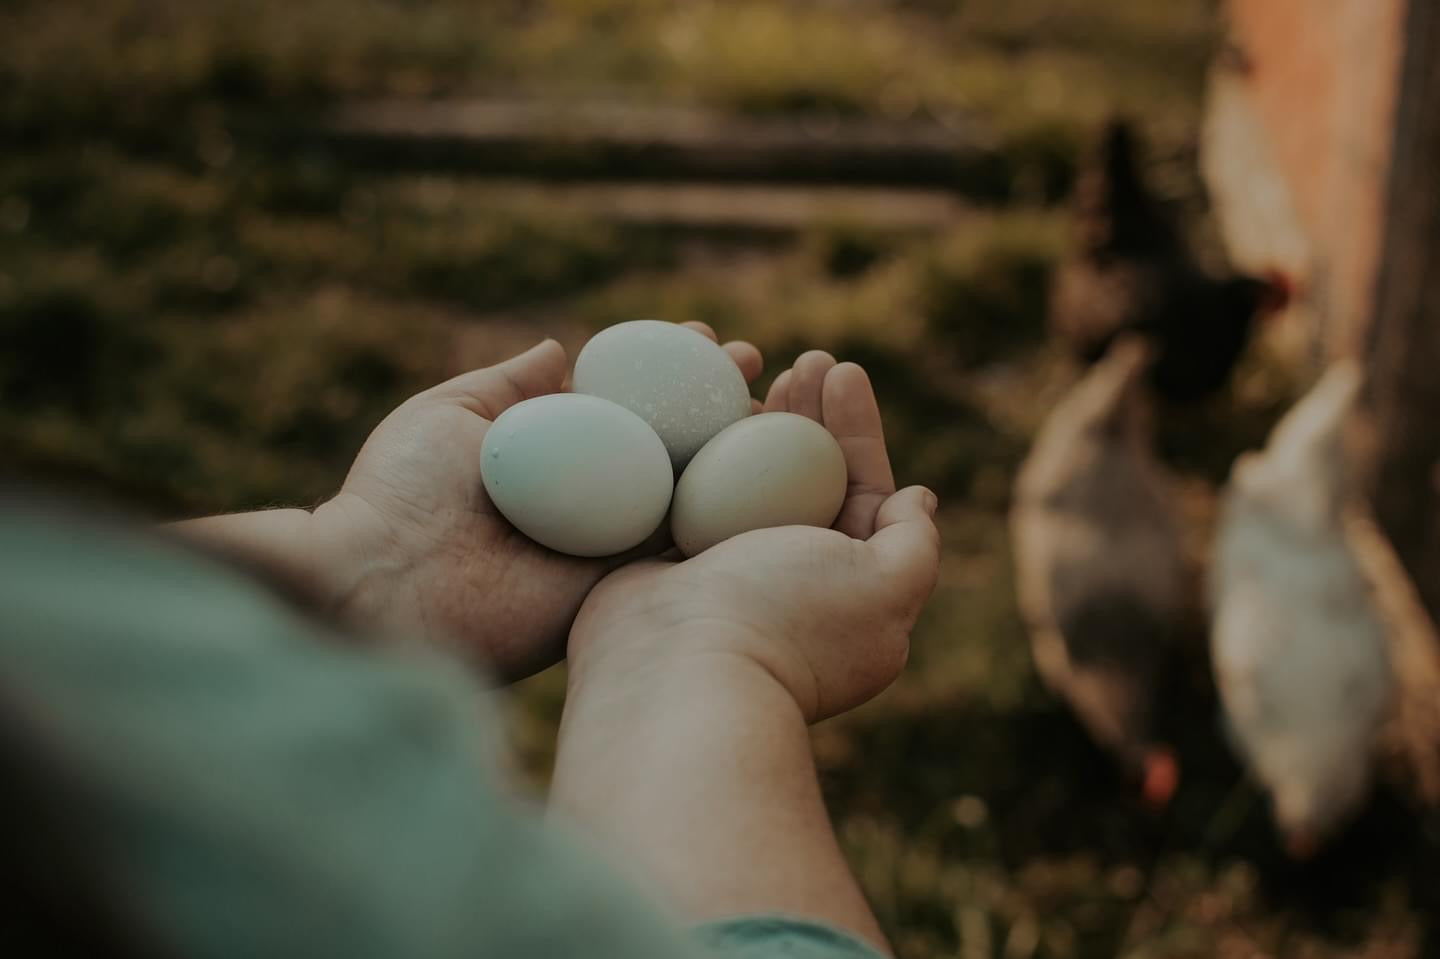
[671, 412, 848, 558]
[572, 320, 752, 469]
[480, 393, 673, 557]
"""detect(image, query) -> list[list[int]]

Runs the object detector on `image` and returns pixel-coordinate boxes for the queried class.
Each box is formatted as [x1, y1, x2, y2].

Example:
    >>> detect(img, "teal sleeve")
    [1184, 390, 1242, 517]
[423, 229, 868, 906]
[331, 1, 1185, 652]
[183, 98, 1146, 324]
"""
[694, 916, 889, 959]
[0, 507, 694, 959]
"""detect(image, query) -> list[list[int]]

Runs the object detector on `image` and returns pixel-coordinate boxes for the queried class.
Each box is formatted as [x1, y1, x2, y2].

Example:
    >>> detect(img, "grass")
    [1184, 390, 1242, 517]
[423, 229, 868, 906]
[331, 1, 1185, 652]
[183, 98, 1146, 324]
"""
[6, 1, 1439, 957]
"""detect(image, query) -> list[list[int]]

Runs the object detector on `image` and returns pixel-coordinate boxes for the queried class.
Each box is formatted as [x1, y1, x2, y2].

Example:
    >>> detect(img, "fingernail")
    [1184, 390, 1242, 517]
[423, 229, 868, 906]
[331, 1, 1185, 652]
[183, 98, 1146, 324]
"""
[923, 490, 938, 516]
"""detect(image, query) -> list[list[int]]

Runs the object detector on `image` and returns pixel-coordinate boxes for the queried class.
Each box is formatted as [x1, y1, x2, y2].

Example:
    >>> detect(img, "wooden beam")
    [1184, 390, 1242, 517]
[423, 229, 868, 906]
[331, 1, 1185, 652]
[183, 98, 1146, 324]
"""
[319, 98, 1014, 193]
[1362, 0, 1440, 625]
[407, 180, 971, 232]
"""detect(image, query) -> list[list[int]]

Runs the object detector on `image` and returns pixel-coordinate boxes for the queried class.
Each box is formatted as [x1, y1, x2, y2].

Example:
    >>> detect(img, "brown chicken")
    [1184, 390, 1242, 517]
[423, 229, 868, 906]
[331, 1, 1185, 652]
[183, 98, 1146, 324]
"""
[1050, 120, 1290, 403]
[1012, 339, 1187, 805]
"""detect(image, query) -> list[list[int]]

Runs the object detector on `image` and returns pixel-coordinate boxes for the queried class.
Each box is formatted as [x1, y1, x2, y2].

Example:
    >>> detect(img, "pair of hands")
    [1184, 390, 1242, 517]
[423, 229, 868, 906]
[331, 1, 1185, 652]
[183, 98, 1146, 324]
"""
[314, 324, 940, 722]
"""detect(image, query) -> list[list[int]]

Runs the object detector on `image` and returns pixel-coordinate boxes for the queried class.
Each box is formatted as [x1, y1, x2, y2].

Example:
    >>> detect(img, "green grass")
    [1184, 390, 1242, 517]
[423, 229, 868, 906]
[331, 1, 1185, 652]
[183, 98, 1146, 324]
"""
[7, 2, 1439, 957]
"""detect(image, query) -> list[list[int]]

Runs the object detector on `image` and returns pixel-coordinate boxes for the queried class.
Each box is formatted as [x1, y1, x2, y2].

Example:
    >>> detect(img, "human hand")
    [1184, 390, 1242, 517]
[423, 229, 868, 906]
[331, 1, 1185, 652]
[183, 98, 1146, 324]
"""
[568, 352, 941, 722]
[314, 324, 763, 681]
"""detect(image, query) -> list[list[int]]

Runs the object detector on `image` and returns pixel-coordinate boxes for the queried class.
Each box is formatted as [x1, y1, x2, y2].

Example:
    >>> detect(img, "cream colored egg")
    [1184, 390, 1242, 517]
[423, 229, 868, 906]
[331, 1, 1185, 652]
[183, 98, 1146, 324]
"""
[671, 412, 848, 558]
[572, 319, 753, 469]
[481, 393, 673, 557]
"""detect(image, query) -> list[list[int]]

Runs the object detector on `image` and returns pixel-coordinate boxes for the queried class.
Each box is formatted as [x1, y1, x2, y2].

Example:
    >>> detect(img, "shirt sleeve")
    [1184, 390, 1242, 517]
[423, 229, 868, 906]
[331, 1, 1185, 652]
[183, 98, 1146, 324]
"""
[0, 508, 697, 959]
[693, 916, 889, 959]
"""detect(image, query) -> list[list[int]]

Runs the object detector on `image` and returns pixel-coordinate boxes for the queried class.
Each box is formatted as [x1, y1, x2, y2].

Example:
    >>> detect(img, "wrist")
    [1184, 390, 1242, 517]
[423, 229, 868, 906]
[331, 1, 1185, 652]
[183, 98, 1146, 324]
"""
[557, 640, 811, 797]
[307, 492, 409, 625]
[567, 617, 820, 721]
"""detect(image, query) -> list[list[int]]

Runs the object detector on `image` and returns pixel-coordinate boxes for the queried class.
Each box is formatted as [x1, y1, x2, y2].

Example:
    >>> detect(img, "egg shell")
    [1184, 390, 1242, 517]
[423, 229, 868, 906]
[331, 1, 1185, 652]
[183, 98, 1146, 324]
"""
[481, 393, 673, 558]
[572, 319, 753, 469]
[671, 412, 848, 558]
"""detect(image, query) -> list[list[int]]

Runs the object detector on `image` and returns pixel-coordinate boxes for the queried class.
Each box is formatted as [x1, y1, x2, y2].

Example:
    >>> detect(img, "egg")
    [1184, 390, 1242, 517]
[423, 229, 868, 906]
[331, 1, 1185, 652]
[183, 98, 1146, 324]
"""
[671, 412, 848, 557]
[572, 319, 753, 469]
[480, 393, 673, 558]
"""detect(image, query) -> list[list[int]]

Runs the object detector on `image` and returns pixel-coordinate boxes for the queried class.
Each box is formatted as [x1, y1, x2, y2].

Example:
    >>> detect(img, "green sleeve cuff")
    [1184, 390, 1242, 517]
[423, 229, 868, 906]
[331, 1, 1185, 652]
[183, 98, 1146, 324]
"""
[693, 915, 888, 959]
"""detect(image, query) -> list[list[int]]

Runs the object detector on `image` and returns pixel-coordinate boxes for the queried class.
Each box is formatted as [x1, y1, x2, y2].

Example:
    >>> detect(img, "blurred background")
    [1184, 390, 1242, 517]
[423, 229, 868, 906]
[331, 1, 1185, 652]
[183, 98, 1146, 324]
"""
[3, 1, 1438, 956]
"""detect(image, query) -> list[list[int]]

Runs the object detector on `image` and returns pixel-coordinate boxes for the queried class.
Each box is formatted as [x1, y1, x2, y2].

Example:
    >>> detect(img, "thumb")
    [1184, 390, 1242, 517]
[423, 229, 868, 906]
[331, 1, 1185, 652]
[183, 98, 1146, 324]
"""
[426, 339, 570, 418]
[868, 485, 941, 600]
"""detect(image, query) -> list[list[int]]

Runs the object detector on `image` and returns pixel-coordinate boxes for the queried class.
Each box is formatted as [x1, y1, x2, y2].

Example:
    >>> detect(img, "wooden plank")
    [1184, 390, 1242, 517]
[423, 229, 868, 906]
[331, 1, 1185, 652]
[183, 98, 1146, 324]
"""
[322, 98, 1000, 190]
[444, 180, 971, 231]
[1201, 0, 1407, 366]
[1355, 0, 1440, 796]
[1363, 0, 1440, 625]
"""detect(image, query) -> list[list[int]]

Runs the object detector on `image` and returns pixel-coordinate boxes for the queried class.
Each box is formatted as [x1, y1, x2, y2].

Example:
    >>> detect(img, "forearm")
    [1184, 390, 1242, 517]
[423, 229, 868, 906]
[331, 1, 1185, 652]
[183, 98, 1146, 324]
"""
[171, 508, 316, 569]
[550, 637, 890, 954]
[167, 497, 381, 615]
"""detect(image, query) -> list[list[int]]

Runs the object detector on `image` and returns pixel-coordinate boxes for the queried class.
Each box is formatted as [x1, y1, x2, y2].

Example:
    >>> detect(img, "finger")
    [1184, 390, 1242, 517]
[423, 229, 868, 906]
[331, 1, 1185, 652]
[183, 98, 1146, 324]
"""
[824, 362, 897, 539]
[681, 321, 762, 385]
[869, 485, 941, 596]
[790, 350, 836, 422]
[764, 369, 793, 412]
[722, 340, 764, 384]
[681, 320, 718, 342]
[427, 339, 569, 418]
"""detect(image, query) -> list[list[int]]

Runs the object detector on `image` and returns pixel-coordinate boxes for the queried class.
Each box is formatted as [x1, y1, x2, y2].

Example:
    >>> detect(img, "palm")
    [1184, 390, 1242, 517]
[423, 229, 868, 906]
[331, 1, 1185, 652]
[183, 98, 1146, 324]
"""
[328, 327, 762, 680]
[576, 352, 939, 720]
[339, 395, 606, 678]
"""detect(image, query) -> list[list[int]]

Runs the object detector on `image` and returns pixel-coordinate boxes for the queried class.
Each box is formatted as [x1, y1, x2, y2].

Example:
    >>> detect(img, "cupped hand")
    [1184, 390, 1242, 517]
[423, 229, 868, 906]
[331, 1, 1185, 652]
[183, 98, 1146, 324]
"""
[569, 352, 941, 722]
[315, 323, 763, 681]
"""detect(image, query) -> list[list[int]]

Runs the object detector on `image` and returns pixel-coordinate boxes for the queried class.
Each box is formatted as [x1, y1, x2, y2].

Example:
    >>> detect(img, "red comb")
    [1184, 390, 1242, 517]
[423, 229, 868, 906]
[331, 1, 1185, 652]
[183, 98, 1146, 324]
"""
[1259, 268, 1295, 316]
